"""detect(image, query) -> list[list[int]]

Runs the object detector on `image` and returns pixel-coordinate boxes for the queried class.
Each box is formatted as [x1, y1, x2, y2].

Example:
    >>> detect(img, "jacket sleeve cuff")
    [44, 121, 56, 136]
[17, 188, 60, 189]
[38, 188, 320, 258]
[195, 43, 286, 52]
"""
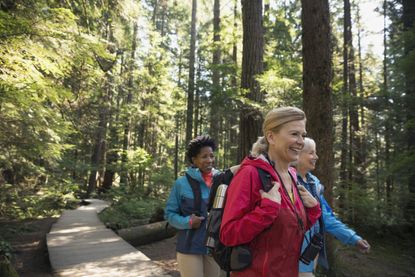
[350, 234, 363, 245]
[188, 216, 193, 228]
[306, 203, 322, 224]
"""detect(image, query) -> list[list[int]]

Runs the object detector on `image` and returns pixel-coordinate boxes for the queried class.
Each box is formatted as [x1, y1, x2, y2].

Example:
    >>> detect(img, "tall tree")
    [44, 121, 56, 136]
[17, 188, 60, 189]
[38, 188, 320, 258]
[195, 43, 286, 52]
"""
[342, 0, 364, 222]
[383, 0, 393, 212]
[186, 0, 197, 144]
[301, 0, 334, 273]
[339, 0, 351, 215]
[238, 0, 264, 162]
[210, 0, 221, 144]
[87, 6, 118, 196]
[356, 4, 367, 169]
[402, 0, 415, 222]
[345, 0, 364, 194]
[301, 0, 333, 203]
[120, 23, 138, 187]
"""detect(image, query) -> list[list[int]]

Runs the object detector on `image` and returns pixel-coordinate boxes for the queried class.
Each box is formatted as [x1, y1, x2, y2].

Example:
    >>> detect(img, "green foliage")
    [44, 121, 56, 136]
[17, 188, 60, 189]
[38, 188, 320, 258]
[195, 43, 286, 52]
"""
[99, 188, 165, 229]
[0, 240, 13, 261]
[0, 181, 79, 220]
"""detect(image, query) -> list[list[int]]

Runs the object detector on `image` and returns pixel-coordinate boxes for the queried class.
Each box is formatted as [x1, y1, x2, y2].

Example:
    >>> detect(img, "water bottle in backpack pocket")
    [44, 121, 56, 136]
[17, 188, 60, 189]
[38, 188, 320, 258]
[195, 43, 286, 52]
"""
[204, 168, 273, 272]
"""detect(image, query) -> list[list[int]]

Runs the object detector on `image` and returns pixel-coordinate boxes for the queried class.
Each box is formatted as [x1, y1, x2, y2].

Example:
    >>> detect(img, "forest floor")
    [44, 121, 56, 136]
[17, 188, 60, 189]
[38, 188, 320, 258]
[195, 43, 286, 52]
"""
[4, 217, 57, 277]
[4, 219, 415, 277]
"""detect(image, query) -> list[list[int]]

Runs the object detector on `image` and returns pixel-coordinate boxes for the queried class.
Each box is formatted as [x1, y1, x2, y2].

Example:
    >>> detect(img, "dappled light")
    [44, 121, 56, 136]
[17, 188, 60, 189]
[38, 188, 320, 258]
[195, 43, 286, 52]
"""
[0, 0, 414, 276]
[47, 200, 170, 276]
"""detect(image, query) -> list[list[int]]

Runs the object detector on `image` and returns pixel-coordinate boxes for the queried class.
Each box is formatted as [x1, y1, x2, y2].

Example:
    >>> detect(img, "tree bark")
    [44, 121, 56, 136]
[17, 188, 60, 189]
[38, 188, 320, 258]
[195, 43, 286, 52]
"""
[117, 221, 176, 246]
[301, 0, 333, 203]
[356, 5, 367, 170]
[186, 0, 197, 145]
[120, 23, 138, 187]
[383, 0, 393, 213]
[403, 0, 415, 222]
[87, 79, 111, 196]
[339, 0, 351, 218]
[238, 0, 264, 162]
[210, 0, 221, 145]
[300, 0, 335, 274]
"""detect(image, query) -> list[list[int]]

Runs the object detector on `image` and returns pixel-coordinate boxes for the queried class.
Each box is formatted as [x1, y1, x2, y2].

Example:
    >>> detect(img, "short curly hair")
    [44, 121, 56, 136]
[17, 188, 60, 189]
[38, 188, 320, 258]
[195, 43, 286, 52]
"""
[186, 135, 216, 164]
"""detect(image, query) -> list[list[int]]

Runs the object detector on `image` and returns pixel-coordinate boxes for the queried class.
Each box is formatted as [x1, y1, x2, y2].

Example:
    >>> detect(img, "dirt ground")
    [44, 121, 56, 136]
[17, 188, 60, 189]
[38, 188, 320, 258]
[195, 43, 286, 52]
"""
[136, 236, 180, 277]
[7, 217, 57, 277]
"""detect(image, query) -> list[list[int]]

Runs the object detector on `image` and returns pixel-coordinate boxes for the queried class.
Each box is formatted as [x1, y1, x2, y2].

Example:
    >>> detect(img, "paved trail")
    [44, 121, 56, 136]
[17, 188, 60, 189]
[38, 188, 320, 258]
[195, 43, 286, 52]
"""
[47, 199, 170, 277]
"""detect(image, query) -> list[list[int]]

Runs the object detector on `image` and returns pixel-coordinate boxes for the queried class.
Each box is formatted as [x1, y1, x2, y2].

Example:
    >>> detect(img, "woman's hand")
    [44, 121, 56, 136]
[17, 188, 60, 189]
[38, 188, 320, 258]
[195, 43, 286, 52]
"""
[297, 185, 318, 208]
[356, 239, 371, 253]
[260, 182, 281, 204]
[190, 214, 205, 229]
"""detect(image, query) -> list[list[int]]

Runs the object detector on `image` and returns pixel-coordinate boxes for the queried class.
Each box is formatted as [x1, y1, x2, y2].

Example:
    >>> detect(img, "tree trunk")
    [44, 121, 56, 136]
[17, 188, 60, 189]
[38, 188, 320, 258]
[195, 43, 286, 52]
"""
[383, 0, 393, 213]
[238, 0, 264, 162]
[87, 80, 111, 196]
[403, 0, 415, 222]
[194, 54, 201, 137]
[210, 0, 221, 144]
[230, 0, 239, 165]
[339, 0, 351, 218]
[151, 0, 159, 25]
[301, 0, 333, 203]
[300, 0, 334, 274]
[356, 5, 367, 170]
[174, 115, 179, 180]
[345, 0, 364, 197]
[117, 221, 176, 246]
[186, 0, 197, 145]
[120, 23, 138, 187]
[102, 53, 126, 190]
[88, 6, 118, 196]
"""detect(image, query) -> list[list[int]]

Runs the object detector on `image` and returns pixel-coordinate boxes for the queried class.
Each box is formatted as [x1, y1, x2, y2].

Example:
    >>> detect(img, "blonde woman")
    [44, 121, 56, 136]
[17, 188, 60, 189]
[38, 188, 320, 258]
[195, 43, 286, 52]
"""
[220, 107, 321, 277]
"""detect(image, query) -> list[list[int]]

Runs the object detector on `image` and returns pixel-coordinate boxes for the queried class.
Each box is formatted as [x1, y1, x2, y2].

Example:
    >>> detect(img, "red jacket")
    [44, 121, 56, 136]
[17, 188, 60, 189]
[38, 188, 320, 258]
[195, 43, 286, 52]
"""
[220, 156, 321, 277]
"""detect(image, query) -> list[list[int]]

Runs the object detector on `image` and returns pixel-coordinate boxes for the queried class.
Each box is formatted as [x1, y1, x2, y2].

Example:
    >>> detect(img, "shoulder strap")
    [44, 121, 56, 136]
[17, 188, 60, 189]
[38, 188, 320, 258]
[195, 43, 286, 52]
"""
[293, 173, 325, 235]
[257, 168, 273, 192]
[185, 173, 202, 215]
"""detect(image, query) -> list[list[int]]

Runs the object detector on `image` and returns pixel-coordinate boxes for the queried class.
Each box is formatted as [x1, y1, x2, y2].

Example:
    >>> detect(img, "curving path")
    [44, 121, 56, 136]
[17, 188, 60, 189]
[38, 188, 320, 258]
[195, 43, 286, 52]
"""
[46, 199, 170, 277]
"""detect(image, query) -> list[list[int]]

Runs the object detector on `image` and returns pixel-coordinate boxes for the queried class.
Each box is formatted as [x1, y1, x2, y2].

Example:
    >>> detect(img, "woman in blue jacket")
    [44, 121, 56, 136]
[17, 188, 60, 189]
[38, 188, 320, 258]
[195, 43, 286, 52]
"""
[296, 137, 371, 277]
[165, 135, 220, 277]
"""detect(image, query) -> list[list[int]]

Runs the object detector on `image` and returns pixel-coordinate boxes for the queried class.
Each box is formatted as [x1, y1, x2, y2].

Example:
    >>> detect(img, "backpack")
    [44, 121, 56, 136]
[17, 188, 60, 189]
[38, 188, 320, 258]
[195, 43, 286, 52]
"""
[204, 167, 274, 273]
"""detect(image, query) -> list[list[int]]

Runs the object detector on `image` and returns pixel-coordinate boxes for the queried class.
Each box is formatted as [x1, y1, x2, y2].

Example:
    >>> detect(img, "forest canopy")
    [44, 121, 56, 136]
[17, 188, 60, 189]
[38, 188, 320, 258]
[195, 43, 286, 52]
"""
[0, 0, 414, 234]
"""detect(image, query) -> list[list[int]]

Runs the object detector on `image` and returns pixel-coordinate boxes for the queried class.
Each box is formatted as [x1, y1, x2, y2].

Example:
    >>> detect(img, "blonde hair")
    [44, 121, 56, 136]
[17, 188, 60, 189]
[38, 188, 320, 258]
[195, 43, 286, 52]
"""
[251, 107, 306, 157]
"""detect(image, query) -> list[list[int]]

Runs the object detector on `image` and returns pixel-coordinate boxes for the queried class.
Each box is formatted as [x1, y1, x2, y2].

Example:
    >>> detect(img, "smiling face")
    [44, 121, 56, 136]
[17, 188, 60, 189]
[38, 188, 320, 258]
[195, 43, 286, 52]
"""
[266, 120, 307, 164]
[191, 146, 215, 173]
[298, 139, 318, 172]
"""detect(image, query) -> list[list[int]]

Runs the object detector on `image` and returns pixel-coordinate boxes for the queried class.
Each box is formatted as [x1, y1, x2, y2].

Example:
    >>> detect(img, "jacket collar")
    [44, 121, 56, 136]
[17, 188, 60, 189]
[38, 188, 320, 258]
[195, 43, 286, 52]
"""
[186, 166, 219, 183]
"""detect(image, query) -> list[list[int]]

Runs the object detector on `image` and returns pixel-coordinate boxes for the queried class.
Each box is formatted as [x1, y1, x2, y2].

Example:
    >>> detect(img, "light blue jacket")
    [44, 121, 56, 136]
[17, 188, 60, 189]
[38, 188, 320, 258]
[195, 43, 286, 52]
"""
[164, 166, 219, 254]
[299, 173, 362, 273]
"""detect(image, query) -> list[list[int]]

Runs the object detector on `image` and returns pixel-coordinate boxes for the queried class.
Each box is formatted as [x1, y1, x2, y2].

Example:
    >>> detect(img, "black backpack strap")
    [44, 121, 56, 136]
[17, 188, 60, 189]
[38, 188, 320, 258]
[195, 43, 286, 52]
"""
[292, 173, 324, 234]
[257, 168, 273, 192]
[186, 173, 202, 215]
[208, 169, 234, 211]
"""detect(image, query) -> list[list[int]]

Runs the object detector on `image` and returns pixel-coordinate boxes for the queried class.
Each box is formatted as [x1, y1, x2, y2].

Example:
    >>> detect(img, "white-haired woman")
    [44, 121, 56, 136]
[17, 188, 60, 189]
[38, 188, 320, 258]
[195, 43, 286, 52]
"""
[296, 137, 370, 277]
